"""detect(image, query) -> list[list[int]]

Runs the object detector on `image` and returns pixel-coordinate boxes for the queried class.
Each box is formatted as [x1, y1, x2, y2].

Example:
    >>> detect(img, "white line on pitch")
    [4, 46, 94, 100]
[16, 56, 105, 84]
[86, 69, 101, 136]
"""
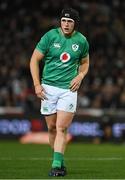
[0, 157, 124, 161]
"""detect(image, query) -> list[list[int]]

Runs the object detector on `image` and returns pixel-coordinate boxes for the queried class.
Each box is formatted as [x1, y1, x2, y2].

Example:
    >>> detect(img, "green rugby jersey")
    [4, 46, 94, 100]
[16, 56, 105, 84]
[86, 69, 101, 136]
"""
[36, 28, 89, 89]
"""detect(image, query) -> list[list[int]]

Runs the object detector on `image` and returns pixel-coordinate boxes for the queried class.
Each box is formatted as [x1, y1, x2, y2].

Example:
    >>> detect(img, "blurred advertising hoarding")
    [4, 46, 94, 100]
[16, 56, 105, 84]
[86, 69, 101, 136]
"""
[0, 107, 125, 143]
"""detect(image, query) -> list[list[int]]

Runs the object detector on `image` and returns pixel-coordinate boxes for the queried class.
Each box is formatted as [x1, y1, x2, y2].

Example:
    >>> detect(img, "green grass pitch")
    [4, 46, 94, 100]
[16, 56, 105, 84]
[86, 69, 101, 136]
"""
[0, 141, 125, 179]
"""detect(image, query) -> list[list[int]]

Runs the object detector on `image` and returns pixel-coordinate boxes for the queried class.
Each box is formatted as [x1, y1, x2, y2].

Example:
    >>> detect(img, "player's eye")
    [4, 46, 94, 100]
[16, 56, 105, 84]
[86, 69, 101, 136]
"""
[61, 19, 74, 23]
[67, 20, 74, 23]
[62, 19, 66, 22]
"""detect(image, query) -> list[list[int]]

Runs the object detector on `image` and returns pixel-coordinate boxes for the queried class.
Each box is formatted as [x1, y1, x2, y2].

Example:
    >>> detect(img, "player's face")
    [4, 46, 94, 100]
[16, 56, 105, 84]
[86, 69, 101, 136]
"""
[61, 18, 75, 36]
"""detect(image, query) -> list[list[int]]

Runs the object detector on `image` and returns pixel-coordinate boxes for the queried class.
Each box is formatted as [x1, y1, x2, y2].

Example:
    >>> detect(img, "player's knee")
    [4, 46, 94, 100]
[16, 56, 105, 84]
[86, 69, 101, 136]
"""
[57, 126, 67, 134]
[48, 126, 56, 134]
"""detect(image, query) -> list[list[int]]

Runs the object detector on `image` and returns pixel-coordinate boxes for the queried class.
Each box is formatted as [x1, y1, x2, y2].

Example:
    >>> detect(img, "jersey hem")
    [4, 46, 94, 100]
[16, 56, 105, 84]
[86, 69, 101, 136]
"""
[42, 81, 70, 90]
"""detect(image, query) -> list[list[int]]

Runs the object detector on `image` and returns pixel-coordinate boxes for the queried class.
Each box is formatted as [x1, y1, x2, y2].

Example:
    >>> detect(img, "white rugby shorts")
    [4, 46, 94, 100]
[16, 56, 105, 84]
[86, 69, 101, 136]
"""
[40, 84, 77, 115]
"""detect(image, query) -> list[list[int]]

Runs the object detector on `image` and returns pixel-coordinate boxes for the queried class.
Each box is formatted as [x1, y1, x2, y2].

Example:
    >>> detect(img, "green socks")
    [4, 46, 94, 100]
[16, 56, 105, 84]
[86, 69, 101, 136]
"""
[52, 152, 64, 168]
[61, 156, 65, 167]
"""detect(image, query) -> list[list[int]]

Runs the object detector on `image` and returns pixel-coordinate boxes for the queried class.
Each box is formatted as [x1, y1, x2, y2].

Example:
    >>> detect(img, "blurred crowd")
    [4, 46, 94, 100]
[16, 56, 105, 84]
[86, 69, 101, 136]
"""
[0, 0, 125, 113]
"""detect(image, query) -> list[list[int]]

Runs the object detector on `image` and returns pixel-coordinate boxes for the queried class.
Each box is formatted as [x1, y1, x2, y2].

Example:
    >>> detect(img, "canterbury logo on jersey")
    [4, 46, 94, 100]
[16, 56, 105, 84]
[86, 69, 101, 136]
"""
[53, 43, 61, 48]
[60, 52, 70, 63]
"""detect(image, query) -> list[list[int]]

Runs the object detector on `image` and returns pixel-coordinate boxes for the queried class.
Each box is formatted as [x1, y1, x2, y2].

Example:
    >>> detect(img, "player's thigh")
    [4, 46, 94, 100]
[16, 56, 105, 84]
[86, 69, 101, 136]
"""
[45, 113, 57, 129]
[56, 110, 74, 129]
[57, 90, 77, 113]
[40, 84, 58, 115]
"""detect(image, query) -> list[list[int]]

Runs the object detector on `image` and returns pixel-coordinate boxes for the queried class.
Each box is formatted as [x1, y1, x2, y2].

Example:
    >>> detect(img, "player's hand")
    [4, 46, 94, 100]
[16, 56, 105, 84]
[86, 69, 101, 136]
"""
[34, 85, 48, 100]
[70, 74, 83, 92]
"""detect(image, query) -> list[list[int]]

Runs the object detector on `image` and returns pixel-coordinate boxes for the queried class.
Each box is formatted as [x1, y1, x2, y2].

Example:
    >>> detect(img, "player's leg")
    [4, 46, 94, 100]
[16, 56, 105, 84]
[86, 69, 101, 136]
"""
[40, 84, 58, 148]
[50, 89, 77, 173]
[45, 114, 57, 149]
[53, 111, 74, 166]
[49, 111, 74, 177]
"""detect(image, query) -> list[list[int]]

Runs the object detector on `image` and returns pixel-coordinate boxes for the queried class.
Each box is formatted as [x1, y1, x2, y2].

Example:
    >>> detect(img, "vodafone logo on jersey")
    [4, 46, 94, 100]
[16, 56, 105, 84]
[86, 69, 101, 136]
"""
[60, 52, 70, 63]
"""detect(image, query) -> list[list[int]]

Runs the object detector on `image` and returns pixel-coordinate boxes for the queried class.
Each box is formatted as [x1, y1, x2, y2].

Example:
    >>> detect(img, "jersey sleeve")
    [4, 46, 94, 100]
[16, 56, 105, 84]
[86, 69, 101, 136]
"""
[35, 33, 49, 55]
[81, 38, 89, 58]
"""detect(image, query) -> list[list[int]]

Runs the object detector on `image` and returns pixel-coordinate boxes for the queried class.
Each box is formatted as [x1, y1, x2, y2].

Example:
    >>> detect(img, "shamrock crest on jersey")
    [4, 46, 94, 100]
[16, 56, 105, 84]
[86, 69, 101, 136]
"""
[72, 44, 79, 51]
[60, 52, 70, 63]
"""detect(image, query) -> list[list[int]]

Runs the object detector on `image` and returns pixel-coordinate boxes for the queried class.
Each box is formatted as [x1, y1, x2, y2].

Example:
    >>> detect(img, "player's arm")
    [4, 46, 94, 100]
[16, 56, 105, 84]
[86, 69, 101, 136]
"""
[30, 49, 47, 100]
[70, 54, 89, 92]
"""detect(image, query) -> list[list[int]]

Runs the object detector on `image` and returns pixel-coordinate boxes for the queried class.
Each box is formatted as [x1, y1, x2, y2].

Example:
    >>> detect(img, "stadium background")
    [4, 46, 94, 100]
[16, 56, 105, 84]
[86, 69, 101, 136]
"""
[0, 0, 125, 143]
[1, 0, 125, 179]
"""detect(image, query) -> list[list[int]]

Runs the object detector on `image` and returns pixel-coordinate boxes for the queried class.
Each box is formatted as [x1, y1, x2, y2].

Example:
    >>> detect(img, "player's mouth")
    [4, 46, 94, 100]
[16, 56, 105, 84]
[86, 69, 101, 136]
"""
[64, 27, 69, 31]
[61, 27, 72, 35]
